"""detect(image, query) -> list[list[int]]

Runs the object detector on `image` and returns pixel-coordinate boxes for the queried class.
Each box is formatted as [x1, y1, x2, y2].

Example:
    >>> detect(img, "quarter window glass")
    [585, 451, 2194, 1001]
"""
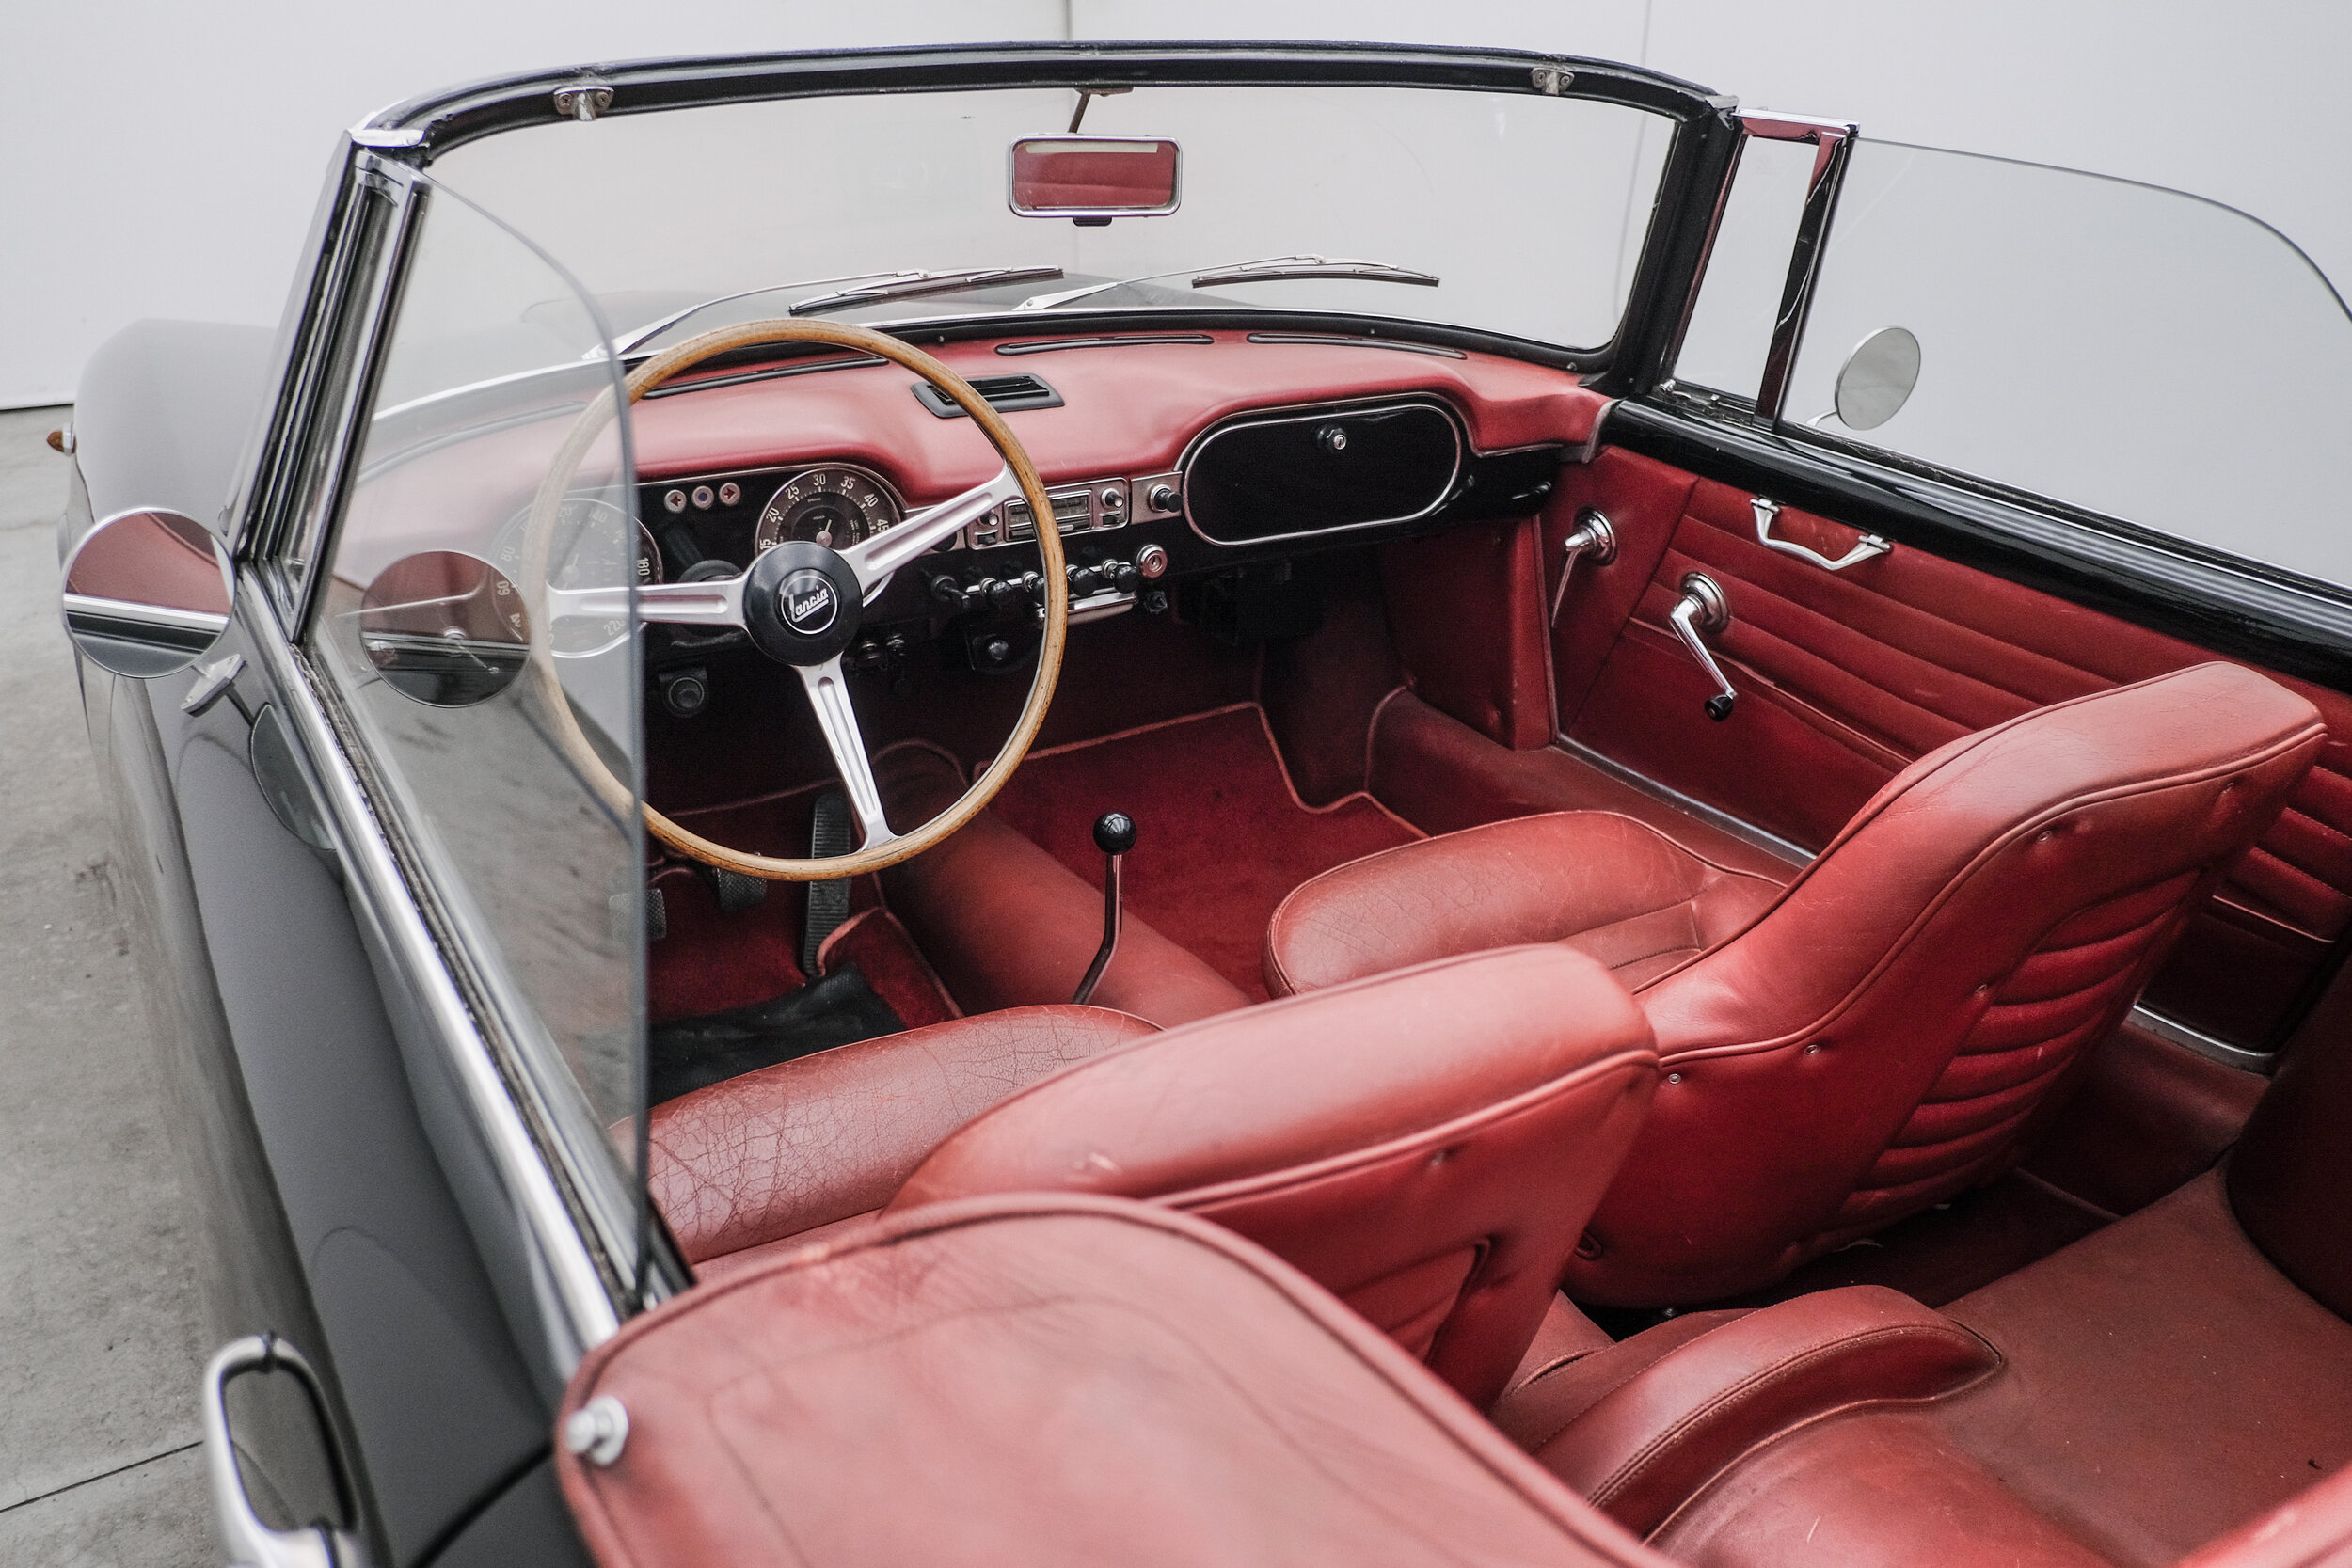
[1788, 141, 2352, 588]
[1670, 135, 1817, 399]
[307, 180, 645, 1276]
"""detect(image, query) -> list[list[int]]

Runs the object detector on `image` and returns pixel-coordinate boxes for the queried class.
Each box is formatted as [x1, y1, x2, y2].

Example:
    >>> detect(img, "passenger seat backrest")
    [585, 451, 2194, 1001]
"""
[1572, 663, 2326, 1307]
[889, 945, 1659, 1409]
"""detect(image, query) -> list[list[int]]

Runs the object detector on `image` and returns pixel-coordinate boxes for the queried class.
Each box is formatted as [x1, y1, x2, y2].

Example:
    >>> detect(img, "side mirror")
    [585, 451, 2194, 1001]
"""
[60, 508, 236, 678]
[1009, 136, 1180, 224]
[358, 550, 530, 706]
[1831, 326, 1923, 431]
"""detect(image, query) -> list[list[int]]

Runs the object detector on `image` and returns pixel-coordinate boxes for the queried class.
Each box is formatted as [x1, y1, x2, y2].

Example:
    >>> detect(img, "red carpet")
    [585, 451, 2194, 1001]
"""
[989, 705, 1422, 999]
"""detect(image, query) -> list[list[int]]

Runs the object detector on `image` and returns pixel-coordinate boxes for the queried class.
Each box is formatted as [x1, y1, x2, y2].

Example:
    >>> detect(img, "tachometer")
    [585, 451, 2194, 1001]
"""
[753, 465, 901, 554]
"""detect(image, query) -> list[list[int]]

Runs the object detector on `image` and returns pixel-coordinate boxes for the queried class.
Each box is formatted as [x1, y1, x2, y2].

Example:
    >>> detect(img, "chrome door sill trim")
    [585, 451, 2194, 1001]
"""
[1551, 734, 1815, 869]
[242, 594, 623, 1358]
[2128, 1005, 2273, 1070]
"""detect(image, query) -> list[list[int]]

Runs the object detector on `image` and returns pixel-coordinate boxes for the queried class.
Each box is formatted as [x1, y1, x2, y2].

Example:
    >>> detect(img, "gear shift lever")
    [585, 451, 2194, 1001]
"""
[1073, 810, 1136, 1005]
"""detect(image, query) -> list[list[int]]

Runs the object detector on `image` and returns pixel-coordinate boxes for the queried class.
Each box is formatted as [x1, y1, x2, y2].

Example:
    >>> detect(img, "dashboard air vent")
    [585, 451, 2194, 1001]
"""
[913, 372, 1065, 419]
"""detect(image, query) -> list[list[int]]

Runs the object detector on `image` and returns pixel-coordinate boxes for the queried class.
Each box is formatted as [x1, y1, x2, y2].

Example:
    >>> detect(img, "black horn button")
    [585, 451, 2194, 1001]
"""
[744, 541, 861, 666]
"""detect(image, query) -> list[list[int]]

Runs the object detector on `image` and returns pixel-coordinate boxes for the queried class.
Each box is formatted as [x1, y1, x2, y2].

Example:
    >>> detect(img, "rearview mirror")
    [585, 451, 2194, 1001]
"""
[1009, 136, 1180, 223]
[1832, 326, 1922, 431]
[60, 507, 236, 678]
[359, 551, 530, 706]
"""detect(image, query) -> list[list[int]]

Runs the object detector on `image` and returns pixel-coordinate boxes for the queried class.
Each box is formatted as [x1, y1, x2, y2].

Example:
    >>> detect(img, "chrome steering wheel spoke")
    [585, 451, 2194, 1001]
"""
[840, 464, 1022, 597]
[796, 655, 895, 849]
[547, 576, 747, 630]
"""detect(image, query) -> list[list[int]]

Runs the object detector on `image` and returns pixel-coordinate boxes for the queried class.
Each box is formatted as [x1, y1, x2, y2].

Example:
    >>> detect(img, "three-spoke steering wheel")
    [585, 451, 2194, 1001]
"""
[524, 319, 1067, 881]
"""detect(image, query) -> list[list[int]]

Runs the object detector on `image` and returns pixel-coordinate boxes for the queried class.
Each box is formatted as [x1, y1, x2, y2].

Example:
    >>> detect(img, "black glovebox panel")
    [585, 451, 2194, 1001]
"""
[1183, 399, 1462, 545]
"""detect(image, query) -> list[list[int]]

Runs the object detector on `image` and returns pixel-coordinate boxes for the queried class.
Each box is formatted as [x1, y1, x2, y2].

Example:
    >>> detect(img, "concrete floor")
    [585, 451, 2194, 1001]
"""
[0, 404, 213, 1564]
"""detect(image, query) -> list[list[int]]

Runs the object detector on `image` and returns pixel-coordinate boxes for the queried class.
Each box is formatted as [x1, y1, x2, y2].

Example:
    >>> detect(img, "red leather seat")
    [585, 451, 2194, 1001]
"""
[1267, 663, 2327, 1305]
[649, 1005, 1161, 1275]
[879, 747, 1248, 1027]
[890, 945, 1658, 1407]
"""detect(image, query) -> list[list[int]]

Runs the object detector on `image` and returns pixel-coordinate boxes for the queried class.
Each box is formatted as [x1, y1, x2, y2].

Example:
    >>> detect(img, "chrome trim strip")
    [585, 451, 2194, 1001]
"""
[241, 589, 622, 1356]
[2129, 1005, 2274, 1069]
[1177, 395, 1465, 549]
[1552, 733, 1814, 868]
[1243, 331, 1466, 358]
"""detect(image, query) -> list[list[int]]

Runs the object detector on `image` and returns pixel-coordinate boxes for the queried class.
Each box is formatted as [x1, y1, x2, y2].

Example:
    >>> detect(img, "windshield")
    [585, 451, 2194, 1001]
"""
[428, 84, 1673, 355]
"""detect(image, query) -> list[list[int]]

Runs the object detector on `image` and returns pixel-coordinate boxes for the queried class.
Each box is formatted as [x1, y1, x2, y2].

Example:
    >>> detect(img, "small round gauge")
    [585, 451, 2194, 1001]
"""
[487, 496, 663, 658]
[753, 466, 901, 555]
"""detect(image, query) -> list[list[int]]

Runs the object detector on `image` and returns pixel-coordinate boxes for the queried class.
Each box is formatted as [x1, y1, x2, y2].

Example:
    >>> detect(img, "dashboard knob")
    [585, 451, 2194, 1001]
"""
[1146, 483, 1180, 514]
[1099, 485, 1125, 512]
[931, 575, 970, 610]
[1070, 565, 1103, 596]
[1135, 543, 1169, 579]
[987, 577, 1022, 611]
[1108, 562, 1141, 594]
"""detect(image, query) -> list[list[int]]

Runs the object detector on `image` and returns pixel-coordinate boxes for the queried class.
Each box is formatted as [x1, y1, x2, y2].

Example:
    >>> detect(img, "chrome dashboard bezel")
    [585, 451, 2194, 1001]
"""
[1174, 394, 1468, 548]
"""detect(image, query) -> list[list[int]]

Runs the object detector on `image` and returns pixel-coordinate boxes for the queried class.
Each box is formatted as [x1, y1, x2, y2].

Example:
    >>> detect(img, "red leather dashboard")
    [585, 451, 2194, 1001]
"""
[629, 331, 1607, 500]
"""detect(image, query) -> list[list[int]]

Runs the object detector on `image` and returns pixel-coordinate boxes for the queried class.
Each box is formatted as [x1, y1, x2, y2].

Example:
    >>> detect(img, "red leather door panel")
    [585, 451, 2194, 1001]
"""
[1548, 450, 2352, 1048]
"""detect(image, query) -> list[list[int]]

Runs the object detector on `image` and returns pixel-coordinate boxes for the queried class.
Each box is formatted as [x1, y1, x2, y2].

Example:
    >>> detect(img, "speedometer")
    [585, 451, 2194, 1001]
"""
[753, 465, 901, 555]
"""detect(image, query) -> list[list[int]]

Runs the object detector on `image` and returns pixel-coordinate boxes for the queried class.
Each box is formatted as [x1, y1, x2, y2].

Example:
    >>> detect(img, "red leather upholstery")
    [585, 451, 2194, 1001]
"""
[892, 945, 1659, 1407]
[1512, 1286, 1998, 1536]
[1549, 456, 2352, 1049]
[557, 1195, 1670, 1568]
[1267, 811, 1785, 995]
[2230, 973, 2352, 1321]
[1272, 664, 2326, 1304]
[877, 746, 1249, 1027]
[647, 1005, 1156, 1266]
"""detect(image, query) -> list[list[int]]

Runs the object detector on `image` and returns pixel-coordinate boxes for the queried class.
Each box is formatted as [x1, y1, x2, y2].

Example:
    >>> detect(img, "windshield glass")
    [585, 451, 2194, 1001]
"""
[1785, 140, 2352, 589]
[428, 84, 1672, 355]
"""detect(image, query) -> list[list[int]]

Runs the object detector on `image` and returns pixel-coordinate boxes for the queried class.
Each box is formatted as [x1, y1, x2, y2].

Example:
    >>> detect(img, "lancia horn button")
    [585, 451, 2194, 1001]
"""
[780, 569, 838, 636]
[741, 539, 861, 665]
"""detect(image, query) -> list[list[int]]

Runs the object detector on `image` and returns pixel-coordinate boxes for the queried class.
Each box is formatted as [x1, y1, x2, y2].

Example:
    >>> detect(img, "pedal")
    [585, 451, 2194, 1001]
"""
[690, 861, 769, 914]
[802, 788, 853, 974]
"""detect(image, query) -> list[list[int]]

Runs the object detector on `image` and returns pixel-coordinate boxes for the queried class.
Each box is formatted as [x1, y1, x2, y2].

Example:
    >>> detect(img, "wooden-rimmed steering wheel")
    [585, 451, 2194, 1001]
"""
[523, 319, 1067, 881]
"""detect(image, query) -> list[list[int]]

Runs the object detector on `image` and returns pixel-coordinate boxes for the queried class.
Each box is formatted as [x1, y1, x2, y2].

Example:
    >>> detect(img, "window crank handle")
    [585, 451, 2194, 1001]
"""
[1668, 572, 1738, 721]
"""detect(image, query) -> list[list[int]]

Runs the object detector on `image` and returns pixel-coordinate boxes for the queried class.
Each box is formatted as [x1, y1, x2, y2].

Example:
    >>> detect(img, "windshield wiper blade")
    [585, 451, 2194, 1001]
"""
[788, 266, 1065, 318]
[1015, 255, 1438, 312]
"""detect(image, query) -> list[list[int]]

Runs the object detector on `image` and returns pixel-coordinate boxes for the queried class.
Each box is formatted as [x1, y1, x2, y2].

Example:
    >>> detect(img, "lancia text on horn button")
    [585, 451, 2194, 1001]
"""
[780, 569, 838, 635]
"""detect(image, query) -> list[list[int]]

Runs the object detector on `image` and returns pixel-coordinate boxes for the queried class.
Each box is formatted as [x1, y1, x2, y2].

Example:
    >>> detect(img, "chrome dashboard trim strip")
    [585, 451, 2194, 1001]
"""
[993, 333, 1215, 355]
[1551, 732, 1814, 868]
[241, 587, 624, 1359]
[1244, 331, 1467, 358]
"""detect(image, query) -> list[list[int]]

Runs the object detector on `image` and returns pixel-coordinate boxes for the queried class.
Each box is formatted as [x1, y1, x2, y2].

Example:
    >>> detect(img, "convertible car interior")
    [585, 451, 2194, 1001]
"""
[82, 41, 2352, 1568]
[585, 327, 2352, 1565]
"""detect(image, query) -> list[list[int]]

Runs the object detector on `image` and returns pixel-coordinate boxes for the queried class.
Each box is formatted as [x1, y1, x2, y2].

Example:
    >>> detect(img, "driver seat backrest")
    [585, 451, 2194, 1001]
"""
[888, 945, 1659, 1409]
[1567, 662, 2326, 1306]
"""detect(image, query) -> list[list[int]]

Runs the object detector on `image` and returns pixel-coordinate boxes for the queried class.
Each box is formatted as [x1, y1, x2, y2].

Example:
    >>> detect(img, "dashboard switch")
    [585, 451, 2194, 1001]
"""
[1069, 564, 1103, 596]
[1135, 543, 1169, 579]
[1109, 562, 1141, 594]
[987, 577, 1023, 611]
[1146, 483, 1180, 513]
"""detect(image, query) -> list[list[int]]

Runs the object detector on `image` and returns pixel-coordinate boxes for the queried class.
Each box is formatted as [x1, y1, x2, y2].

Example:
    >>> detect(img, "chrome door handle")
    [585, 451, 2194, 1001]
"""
[1549, 508, 1618, 625]
[1753, 497, 1889, 571]
[203, 1337, 369, 1568]
[1668, 572, 1738, 721]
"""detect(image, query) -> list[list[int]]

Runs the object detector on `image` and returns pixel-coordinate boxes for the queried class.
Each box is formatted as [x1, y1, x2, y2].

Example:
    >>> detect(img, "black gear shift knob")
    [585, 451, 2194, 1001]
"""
[1092, 810, 1136, 856]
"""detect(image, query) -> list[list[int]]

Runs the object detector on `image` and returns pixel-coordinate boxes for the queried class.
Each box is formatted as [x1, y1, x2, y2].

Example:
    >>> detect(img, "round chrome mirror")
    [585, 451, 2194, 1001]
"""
[60, 508, 236, 678]
[1832, 326, 1922, 431]
[359, 551, 530, 707]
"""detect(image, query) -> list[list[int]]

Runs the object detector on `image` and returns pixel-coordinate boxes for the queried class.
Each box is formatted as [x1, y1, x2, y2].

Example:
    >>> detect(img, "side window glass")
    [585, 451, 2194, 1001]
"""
[305, 179, 645, 1275]
[1788, 141, 2352, 589]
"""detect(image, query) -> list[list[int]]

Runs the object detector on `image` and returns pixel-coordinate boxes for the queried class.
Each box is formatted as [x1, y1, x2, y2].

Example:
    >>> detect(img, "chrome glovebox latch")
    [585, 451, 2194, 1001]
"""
[1549, 508, 1617, 626]
[1668, 572, 1739, 721]
[1752, 497, 1890, 572]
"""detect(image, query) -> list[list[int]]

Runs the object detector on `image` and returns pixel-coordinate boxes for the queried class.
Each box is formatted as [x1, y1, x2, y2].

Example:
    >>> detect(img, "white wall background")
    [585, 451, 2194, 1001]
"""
[4, 0, 2345, 408]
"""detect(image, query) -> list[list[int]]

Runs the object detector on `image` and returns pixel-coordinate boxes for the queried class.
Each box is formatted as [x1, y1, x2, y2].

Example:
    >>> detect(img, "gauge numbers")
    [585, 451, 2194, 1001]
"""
[753, 465, 902, 555]
[487, 495, 662, 658]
